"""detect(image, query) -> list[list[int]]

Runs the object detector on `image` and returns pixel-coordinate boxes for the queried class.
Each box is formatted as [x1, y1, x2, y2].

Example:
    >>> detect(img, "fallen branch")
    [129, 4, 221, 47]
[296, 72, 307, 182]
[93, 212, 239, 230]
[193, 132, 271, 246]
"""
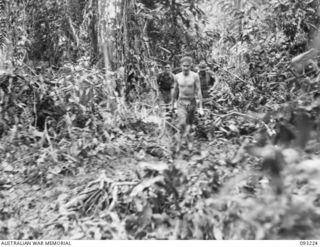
[210, 111, 271, 131]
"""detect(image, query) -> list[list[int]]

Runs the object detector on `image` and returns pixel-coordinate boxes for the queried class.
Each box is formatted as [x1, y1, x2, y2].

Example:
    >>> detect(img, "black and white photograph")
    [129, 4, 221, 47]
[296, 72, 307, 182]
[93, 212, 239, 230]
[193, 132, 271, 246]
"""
[1, 0, 320, 242]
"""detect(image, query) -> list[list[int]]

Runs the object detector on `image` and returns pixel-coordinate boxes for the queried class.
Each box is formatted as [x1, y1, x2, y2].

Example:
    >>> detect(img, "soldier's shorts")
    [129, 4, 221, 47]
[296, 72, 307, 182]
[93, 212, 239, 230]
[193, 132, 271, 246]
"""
[160, 90, 172, 105]
[176, 98, 196, 126]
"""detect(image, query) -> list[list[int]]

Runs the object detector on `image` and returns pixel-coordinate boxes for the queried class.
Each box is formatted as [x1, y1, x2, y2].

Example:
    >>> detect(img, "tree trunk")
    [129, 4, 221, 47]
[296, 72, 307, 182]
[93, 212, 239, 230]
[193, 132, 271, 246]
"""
[235, 0, 242, 72]
[91, 0, 99, 58]
[121, 0, 130, 102]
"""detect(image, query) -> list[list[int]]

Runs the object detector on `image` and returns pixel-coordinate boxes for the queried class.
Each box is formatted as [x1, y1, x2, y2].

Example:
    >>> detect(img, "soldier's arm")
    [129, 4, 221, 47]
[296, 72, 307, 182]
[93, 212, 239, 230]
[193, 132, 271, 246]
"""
[208, 70, 215, 87]
[170, 73, 175, 91]
[171, 75, 179, 109]
[195, 74, 203, 109]
[210, 74, 219, 92]
[156, 73, 161, 85]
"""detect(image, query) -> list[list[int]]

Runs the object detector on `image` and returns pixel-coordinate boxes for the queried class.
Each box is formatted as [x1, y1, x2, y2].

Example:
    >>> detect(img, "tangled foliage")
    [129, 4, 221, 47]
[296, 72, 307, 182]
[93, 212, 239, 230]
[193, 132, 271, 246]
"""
[2, 0, 320, 241]
[1, 60, 320, 239]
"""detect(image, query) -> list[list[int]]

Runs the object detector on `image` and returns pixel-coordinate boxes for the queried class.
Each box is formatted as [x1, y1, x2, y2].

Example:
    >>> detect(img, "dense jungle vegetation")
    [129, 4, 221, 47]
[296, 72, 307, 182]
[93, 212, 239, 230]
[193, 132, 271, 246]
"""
[1, 0, 320, 240]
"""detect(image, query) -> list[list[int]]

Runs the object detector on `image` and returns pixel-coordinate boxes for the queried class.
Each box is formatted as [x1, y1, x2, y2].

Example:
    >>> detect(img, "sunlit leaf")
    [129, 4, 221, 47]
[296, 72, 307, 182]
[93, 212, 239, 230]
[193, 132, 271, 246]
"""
[138, 161, 169, 172]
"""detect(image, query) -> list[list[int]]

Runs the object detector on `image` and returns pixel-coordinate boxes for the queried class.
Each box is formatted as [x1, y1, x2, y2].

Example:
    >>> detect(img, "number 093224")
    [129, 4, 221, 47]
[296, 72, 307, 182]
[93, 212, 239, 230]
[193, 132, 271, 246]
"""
[300, 241, 318, 245]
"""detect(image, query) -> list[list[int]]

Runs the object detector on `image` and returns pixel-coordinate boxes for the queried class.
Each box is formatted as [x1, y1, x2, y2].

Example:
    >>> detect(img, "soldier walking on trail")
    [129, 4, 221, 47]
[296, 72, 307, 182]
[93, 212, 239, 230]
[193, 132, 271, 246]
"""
[156, 63, 175, 114]
[171, 56, 203, 151]
[197, 60, 217, 141]
[198, 60, 215, 103]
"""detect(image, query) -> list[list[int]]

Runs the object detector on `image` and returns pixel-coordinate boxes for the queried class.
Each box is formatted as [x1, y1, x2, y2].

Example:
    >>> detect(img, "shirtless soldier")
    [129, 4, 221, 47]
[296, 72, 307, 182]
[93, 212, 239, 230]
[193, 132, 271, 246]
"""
[171, 56, 203, 151]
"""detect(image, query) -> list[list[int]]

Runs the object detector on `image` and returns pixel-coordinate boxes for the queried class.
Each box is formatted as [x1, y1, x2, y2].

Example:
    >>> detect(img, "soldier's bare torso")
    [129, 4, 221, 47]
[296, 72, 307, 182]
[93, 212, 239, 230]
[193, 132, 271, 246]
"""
[175, 71, 199, 100]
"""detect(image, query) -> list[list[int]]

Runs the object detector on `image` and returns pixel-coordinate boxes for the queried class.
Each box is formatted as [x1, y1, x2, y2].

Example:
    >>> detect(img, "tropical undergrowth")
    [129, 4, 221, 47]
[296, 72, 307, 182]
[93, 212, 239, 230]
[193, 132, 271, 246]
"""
[1, 58, 320, 240]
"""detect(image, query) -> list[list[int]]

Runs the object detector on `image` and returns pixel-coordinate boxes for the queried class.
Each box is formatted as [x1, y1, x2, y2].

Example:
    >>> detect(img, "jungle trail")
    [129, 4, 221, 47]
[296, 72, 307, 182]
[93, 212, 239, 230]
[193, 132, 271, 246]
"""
[1, 1, 320, 239]
[0, 48, 320, 240]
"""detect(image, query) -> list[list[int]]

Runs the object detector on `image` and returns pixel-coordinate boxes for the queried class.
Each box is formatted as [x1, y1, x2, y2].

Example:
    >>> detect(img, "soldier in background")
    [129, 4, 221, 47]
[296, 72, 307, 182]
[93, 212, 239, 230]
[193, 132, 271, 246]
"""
[197, 61, 217, 141]
[198, 60, 215, 102]
[156, 63, 175, 113]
